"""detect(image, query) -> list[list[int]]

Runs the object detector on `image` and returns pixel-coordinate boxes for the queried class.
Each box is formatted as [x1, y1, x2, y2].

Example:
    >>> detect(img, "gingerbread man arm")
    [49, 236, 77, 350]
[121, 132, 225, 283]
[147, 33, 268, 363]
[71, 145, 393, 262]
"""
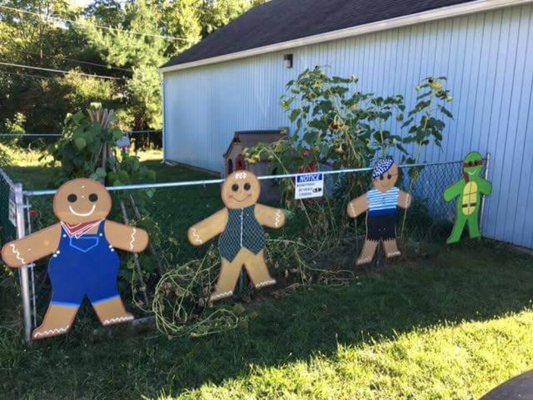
[1, 223, 62, 268]
[398, 190, 412, 209]
[104, 220, 149, 252]
[254, 204, 286, 229]
[188, 208, 229, 246]
[347, 193, 368, 218]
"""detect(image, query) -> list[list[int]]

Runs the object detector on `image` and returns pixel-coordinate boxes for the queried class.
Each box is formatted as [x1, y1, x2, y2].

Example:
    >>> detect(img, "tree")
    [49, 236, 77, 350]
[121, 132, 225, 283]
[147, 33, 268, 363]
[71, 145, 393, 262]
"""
[0, 0, 259, 133]
[199, 0, 252, 37]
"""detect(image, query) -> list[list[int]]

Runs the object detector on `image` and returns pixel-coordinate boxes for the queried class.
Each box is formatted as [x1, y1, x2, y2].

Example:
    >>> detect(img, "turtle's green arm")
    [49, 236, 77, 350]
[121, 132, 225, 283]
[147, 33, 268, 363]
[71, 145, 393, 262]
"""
[444, 180, 463, 202]
[477, 177, 493, 195]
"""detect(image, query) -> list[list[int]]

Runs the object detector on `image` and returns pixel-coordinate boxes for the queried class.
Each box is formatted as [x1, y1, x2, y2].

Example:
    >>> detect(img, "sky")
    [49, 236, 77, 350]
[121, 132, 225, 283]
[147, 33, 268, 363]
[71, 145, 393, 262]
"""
[69, 0, 94, 7]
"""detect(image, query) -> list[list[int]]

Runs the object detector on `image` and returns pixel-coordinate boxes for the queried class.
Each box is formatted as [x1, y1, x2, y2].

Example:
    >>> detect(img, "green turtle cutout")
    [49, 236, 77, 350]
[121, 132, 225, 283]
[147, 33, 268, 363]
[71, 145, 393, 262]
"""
[443, 151, 492, 244]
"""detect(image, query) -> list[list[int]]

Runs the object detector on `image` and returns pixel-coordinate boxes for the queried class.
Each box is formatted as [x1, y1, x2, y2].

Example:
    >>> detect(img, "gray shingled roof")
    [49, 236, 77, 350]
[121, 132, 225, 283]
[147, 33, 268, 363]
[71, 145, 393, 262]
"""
[162, 0, 475, 68]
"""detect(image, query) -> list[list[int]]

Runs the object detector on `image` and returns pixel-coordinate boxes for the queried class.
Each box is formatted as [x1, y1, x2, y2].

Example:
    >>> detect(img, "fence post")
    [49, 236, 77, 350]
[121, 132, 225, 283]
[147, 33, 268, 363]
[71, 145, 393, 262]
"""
[13, 183, 33, 343]
[479, 152, 491, 235]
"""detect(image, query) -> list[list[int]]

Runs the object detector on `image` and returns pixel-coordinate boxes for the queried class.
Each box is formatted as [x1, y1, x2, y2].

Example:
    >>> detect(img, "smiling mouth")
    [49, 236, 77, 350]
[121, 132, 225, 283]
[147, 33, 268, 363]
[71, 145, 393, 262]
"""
[232, 197, 248, 203]
[466, 170, 477, 175]
[69, 204, 96, 217]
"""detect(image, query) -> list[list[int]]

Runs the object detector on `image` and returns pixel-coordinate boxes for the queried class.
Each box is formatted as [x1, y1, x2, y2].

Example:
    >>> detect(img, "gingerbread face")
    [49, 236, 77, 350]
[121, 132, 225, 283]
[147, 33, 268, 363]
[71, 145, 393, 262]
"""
[53, 178, 112, 224]
[373, 163, 399, 192]
[221, 171, 261, 209]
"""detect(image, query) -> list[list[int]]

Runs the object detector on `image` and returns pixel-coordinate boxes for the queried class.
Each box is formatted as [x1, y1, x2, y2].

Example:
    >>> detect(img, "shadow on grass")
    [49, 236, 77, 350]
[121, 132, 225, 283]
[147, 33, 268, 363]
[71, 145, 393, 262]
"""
[0, 241, 531, 399]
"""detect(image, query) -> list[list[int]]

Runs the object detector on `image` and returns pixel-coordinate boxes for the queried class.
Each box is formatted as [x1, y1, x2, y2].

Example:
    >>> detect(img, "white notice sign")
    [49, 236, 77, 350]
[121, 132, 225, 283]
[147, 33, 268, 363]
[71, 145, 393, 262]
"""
[295, 173, 324, 200]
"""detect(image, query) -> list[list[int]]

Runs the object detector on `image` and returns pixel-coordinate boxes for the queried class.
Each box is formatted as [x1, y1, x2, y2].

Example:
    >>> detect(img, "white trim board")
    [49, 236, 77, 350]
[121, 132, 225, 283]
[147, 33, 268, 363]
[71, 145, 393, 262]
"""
[160, 0, 532, 73]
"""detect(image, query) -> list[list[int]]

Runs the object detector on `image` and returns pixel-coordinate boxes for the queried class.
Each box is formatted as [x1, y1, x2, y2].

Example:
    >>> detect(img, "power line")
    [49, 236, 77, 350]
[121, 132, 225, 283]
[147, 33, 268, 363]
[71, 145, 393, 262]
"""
[0, 69, 53, 80]
[12, 49, 133, 72]
[0, 61, 122, 80]
[0, 4, 185, 41]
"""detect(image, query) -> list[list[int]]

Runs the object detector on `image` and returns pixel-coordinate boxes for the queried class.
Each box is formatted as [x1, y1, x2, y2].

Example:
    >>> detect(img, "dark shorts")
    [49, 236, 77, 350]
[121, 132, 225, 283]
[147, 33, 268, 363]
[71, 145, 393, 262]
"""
[367, 214, 397, 241]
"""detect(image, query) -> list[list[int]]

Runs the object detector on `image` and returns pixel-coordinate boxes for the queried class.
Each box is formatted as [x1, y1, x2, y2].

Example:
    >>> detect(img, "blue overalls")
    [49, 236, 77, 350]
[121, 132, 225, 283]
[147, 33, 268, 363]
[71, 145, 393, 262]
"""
[49, 221, 121, 308]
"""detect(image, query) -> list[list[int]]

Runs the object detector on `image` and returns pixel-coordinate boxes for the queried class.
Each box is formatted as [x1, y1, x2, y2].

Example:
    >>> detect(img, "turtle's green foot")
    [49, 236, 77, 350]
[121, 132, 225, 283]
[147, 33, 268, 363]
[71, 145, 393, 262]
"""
[447, 236, 460, 244]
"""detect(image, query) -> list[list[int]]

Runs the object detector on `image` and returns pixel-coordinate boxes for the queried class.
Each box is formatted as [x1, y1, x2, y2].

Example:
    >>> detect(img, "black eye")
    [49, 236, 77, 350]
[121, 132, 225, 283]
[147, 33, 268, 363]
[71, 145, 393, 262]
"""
[89, 193, 98, 202]
[67, 194, 77, 203]
[244, 183, 251, 191]
[468, 161, 473, 166]
[379, 175, 384, 181]
[231, 184, 239, 192]
[387, 174, 392, 180]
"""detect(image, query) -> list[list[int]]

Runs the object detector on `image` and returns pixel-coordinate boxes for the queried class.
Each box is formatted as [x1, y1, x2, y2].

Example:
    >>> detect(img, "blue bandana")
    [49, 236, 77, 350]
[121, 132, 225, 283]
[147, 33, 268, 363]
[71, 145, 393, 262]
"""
[372, 157, 395, 180]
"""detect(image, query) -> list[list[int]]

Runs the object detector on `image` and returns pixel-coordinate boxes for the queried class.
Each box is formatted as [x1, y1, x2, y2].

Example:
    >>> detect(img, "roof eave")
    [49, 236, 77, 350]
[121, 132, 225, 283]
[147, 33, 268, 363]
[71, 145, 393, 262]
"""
[160, 0, 530, 74]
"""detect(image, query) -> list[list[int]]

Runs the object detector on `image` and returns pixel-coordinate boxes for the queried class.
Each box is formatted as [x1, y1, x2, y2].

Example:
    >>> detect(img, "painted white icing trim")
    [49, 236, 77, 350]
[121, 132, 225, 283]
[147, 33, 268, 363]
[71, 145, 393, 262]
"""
[190, 228, 203, 244]
[160, 0, 531, 73]
[274, 209, 282, 228]
[210, 290, 233, 301]
[255, 279, 276, 289]
[33, 325, 70, 338]
[386, 251, 401, 258]
[129, 228, 137, 250]
[102, 315, 134, 325]
[10, 244, 26, 264]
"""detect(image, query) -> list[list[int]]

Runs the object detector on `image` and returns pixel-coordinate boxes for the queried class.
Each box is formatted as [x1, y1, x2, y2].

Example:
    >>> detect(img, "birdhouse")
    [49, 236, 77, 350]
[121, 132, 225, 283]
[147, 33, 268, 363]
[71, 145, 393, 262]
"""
[223, 129, 287, 202]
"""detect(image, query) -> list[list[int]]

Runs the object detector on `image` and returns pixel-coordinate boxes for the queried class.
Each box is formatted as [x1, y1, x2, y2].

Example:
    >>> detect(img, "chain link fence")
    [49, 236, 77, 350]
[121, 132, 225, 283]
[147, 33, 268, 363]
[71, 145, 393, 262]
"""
[0, 158, 487, 341]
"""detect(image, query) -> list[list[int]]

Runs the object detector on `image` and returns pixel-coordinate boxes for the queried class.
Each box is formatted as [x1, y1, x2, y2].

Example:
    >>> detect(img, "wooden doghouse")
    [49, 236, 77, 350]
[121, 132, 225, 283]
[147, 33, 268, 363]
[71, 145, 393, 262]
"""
[223, 130, 287, 202]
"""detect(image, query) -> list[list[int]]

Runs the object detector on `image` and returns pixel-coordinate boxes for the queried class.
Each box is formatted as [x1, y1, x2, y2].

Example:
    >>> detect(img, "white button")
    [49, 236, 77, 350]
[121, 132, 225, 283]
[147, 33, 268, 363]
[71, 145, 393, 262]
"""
[63, 235, 66, 238]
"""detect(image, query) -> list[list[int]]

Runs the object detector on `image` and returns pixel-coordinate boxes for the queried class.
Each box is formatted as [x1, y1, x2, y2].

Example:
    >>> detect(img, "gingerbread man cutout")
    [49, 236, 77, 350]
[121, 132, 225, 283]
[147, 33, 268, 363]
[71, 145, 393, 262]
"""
[1, 178, 149, 339]
[188, 170, 286, 301]
[347, 158, 411, 265]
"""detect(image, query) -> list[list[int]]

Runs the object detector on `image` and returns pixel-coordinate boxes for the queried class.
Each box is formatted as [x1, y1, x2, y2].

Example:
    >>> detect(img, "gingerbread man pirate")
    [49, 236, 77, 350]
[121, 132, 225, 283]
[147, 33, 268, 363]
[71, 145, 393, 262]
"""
[188, 170, 286, 301]
[1, 178, 149, 339]
[347, 157, 411, 265]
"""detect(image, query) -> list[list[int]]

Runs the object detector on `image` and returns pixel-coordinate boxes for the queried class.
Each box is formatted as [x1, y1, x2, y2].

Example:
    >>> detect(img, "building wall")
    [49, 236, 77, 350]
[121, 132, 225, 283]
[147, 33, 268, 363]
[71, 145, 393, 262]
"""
[163, 3, 533, 248]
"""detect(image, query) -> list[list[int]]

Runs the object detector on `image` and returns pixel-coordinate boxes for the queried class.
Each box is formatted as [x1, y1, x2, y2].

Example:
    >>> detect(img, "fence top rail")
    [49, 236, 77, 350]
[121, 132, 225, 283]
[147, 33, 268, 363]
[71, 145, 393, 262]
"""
[0, 130, 162, 138]
[0, 167, 17, 189]
[22, 160, 461, 197]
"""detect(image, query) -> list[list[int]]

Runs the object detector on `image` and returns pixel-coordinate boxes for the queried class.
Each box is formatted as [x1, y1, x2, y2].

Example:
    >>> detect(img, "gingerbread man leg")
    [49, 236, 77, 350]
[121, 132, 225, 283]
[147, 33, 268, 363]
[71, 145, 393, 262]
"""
[88, 253, 133, 326]
[93, 296, 134, 326]
[210, 257, 242, 302]
[32, 305, 79, 339]
[383, 239, 401, 258]
[243, 249, 276, 289]
[356, 240, 378, 265]
[33, 256, 86, 339]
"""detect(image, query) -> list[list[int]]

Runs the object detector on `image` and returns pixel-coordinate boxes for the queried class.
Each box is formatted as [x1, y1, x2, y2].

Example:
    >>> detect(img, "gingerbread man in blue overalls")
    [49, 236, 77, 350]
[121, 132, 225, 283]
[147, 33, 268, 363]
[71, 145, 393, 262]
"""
[2, 178, 149, 339]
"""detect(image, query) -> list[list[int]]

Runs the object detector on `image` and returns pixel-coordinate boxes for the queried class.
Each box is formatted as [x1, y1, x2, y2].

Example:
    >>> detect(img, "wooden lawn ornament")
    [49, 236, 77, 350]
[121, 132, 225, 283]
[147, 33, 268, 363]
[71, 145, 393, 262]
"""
[347, 157, 411, 265]
[1, 178, 149, 339]
[443, 151, 492, 244]
[188, 170, 286, 301]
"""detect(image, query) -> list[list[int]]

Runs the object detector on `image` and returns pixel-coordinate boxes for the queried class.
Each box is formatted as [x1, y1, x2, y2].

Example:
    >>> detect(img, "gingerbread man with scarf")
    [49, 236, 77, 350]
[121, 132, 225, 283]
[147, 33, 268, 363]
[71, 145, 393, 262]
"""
[1, 178, 148, 339]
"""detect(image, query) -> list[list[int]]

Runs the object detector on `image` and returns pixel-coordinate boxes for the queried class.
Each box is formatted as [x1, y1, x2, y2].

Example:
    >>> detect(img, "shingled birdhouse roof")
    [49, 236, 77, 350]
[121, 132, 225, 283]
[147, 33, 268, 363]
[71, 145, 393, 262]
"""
[223, 130, 287, 158]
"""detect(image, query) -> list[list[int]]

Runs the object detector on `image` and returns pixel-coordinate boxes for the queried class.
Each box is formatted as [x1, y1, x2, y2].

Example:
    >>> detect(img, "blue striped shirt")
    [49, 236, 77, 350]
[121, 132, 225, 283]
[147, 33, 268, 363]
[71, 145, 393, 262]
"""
[367, 187, 399, 216]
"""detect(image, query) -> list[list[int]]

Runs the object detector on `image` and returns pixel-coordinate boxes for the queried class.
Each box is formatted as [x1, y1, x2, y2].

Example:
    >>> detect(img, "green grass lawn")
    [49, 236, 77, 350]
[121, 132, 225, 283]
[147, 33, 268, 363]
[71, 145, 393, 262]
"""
[0, 242, 531, 399]
[0, 150, 532, 399]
